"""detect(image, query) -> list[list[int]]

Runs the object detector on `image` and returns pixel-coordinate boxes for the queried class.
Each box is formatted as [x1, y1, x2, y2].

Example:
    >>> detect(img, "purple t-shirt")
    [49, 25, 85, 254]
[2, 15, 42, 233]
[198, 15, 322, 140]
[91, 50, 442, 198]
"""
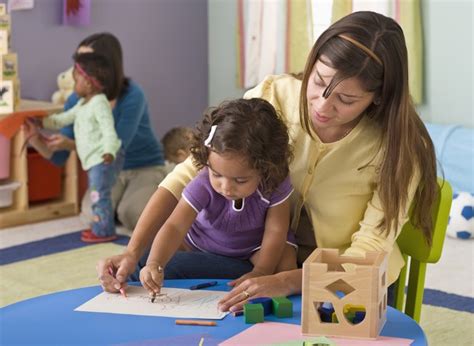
[182, 168, 294, 259]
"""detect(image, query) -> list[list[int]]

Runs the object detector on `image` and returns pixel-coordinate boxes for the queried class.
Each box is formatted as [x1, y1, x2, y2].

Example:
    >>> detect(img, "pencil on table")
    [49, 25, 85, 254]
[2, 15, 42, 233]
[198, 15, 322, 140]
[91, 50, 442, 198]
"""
[175, 319, 217, 326]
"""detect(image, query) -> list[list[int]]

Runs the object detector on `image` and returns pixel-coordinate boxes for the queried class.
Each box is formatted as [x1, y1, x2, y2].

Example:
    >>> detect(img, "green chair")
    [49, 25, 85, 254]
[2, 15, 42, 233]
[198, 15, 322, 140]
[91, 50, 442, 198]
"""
[393, 178, 452, 322]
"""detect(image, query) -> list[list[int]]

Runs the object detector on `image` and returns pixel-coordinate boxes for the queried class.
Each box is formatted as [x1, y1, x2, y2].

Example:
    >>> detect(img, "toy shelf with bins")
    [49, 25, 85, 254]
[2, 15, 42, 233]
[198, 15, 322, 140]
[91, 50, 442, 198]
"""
[0, 99, 79, 229]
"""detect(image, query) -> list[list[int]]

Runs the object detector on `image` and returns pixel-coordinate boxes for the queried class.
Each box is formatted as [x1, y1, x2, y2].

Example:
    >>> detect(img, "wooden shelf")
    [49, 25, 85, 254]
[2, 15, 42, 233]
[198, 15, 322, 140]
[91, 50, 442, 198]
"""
[16, 99, 64, 113]
[0, 99, 80, 229]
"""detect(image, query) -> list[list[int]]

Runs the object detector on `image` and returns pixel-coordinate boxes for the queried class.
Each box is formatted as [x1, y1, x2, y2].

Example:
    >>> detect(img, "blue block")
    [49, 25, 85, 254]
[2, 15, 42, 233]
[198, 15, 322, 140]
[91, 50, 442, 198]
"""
[353, 310, 366, 324]
[318, 306, 334, 323]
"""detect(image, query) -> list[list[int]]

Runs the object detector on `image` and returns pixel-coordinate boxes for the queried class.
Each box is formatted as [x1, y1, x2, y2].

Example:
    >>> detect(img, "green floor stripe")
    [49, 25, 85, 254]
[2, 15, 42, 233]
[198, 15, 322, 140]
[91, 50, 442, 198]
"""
[0, 243, 125, 308]
[420, 304, 474, 346]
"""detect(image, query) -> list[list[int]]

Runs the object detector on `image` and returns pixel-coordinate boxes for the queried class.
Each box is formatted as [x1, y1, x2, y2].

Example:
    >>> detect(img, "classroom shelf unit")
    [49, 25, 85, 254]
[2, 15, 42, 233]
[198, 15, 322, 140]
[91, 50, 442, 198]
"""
[0, 99, 80, 229]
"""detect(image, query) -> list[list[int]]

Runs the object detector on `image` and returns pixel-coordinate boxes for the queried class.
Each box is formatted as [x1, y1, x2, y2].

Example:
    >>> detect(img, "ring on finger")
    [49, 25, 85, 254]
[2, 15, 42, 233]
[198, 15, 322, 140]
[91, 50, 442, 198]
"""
[242, 290, 251, 299]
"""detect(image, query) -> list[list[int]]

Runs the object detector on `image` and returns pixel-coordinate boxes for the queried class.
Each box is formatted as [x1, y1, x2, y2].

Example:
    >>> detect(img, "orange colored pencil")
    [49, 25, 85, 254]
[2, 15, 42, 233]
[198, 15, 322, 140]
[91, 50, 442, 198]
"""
[175, 319, 217, 326]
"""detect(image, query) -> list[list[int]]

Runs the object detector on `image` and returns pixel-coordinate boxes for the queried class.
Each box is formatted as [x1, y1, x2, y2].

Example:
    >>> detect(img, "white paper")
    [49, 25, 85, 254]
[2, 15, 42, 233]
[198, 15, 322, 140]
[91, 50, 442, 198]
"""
[75, 286, 229, 320]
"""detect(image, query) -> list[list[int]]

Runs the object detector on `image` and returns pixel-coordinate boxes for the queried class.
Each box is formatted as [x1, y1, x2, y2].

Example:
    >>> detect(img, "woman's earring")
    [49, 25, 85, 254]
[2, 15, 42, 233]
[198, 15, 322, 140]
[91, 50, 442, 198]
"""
[374, 99, 381, 106]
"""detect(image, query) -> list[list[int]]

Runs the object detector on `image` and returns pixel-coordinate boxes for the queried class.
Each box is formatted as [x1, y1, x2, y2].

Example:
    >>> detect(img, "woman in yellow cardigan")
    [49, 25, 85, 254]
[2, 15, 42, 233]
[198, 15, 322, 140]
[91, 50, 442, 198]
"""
[97, 11, 437, 313]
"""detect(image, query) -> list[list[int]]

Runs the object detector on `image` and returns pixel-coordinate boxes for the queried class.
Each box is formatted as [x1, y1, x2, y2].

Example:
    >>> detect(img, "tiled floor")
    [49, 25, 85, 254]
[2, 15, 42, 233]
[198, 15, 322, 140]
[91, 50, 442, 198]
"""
[1, 215, 473, 298]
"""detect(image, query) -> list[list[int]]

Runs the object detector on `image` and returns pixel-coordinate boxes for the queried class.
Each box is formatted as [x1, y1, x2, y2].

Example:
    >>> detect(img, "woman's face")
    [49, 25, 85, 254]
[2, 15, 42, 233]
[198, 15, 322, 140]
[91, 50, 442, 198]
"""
[306, 58, 375, 131]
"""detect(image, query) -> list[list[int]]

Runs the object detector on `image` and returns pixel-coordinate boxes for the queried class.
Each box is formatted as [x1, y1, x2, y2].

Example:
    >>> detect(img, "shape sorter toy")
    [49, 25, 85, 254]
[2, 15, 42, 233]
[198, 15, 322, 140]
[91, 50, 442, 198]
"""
[301, 248, 388, 339]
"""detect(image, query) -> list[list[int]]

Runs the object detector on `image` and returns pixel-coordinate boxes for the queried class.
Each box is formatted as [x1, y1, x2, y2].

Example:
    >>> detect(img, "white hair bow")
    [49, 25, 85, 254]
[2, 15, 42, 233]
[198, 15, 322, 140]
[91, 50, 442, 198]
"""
[204, 125, 217, 148]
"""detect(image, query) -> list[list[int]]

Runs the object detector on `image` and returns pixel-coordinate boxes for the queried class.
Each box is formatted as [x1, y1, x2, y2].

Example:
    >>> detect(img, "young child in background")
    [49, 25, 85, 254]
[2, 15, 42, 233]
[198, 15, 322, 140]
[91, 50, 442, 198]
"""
[140, 98, 297, 297]
[40, 52, 123, 243]
[161, 126, 194, 165]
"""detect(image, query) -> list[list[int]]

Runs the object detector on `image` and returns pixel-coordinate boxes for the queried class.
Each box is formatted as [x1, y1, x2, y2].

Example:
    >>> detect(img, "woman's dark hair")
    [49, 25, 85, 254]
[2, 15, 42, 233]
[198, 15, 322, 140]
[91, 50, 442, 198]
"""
[191, 98, 292, 195]
[77, 32, 129, 100]
[73, 53, 114, 99]
[299, 11, 437, 244]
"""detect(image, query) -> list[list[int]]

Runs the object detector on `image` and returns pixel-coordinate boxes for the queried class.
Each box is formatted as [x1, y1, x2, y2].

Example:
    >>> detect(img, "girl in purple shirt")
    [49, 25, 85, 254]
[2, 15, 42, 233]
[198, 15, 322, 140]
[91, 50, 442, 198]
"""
[140, 98, 298, 296]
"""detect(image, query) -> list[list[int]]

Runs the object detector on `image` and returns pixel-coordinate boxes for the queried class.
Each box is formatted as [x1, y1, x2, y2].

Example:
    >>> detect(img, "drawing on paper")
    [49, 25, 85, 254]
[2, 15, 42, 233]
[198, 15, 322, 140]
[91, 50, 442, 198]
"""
[75, 285, 228, 320]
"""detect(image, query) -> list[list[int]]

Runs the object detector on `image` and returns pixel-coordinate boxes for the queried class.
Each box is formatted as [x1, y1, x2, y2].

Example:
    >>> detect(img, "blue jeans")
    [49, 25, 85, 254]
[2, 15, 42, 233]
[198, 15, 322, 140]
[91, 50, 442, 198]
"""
[87, 149, 124, 237]
[129, 250, 254, 281]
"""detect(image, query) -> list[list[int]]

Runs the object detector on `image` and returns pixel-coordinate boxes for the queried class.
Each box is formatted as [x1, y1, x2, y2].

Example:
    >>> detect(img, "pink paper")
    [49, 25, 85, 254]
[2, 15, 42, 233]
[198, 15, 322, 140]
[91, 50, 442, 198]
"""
[219, 322, 413, 346]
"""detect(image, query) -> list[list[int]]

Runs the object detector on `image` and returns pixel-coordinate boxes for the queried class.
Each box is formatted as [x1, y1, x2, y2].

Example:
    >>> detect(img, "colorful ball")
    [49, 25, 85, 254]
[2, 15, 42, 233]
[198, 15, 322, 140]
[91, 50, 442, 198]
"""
[447, 192, 474, 239]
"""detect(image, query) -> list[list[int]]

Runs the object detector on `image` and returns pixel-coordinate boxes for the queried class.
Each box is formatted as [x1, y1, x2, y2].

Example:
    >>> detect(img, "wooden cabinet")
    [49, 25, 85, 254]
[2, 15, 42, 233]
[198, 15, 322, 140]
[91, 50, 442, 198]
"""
[0, 100, 80, 228]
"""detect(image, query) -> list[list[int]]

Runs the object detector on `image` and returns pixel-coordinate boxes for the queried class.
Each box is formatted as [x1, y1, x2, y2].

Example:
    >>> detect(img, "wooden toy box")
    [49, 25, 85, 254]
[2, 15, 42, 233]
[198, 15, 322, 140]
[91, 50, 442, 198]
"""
[302, 248, 388, 339]
[0, 100, 79, 228]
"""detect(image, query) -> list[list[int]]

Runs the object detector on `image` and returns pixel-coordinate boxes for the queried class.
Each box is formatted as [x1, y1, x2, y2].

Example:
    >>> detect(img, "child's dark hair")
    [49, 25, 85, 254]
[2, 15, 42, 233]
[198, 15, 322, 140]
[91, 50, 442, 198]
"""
[191, 98, 292, 195]
[162, 126, 194, 161]
[73, 52, 114, 99]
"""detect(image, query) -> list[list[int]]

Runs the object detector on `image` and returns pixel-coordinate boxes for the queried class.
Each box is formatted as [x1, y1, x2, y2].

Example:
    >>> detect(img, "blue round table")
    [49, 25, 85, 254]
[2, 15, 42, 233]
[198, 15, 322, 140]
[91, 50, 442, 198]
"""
[0, 280, 427, 345]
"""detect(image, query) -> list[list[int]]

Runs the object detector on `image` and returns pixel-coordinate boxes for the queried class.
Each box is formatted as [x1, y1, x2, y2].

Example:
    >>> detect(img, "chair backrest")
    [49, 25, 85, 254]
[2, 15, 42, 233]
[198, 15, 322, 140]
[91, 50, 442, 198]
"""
[393, 178, 452, 322]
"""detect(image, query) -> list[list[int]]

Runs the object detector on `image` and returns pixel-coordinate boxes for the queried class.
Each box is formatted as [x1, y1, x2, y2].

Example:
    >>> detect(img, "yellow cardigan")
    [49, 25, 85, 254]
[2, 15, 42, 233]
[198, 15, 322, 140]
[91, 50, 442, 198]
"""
[160, 74, 417, 284]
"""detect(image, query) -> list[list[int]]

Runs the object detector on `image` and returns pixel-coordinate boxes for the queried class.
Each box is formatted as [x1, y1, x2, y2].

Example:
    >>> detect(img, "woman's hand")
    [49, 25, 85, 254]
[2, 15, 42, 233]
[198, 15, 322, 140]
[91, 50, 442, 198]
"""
[22, 119, 54, 159]
[227, 269, 268, 288]
[45, 133, 76, 151]
[217, 271, 299, 313]
[139, 262, 164, 297]
[96, 252, 138, 293]
[24, 118, 75, 152]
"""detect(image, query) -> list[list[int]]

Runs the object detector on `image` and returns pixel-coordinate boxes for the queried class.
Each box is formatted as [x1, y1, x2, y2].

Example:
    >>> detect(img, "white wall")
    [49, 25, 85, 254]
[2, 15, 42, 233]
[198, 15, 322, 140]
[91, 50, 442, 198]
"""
[9, 0, 208, 138]
[208, 0, 245, 105]
[208, 0, 474, 128]
[416, 0, 473, 127]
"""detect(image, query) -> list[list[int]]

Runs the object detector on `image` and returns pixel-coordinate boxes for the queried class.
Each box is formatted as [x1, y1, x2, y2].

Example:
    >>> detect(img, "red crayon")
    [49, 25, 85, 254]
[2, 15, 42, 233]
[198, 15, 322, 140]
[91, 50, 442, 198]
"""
[108, 267, 127, 298]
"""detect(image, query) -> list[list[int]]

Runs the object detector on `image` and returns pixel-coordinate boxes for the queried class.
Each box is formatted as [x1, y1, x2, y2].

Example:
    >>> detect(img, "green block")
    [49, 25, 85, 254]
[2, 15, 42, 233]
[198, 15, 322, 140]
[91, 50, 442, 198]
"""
[272, 296, 293, 318]
[244, 303, 264, 324]
[303, 336, 336, 346]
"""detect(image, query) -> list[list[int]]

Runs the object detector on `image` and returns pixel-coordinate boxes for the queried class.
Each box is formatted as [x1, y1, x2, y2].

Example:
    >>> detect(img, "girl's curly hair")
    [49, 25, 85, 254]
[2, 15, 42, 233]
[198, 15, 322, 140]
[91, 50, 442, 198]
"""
[190, 98, 292, 195]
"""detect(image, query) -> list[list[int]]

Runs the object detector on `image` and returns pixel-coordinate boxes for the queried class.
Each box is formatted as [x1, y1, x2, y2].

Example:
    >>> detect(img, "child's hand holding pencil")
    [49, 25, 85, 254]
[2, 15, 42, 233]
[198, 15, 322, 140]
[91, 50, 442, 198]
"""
[139, 261, 164, 303]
